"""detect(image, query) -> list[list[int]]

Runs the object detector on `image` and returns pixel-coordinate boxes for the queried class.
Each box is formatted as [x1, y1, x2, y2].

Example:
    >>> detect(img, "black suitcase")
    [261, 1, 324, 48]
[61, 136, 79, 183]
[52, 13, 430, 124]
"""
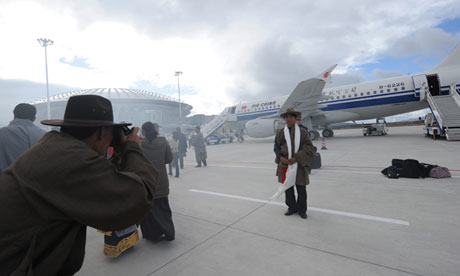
[310, 152, 321, 169]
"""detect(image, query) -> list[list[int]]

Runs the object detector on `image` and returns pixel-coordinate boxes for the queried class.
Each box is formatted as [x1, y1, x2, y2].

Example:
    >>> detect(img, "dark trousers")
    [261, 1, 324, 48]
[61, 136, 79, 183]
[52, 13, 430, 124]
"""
[285, 185, 307, 215]
[179, 152, 184, 169]
[168, 153, 180, 177]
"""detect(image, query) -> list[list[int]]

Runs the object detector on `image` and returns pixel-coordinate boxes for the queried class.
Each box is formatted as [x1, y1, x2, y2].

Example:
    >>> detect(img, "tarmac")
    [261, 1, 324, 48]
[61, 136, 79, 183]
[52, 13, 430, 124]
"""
[79, 126, 460, 276]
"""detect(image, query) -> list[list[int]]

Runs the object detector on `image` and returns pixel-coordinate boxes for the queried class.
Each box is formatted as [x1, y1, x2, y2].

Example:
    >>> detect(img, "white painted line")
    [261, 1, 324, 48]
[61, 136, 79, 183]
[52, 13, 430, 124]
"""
[189, 189, 410, 226]
[207, 164, 272, 170]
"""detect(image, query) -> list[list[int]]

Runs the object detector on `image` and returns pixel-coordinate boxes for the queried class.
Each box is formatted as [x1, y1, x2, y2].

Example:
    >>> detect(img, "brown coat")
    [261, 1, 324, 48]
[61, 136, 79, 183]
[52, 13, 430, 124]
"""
[141, 137, 173, 198]
[274, 127, 314, 185]
[0, 131, 158, 276]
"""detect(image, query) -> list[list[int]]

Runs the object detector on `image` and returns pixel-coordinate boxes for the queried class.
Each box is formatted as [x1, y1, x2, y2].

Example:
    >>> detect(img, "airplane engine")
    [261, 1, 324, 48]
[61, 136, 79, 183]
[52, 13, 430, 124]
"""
[246, 118, 285, 138]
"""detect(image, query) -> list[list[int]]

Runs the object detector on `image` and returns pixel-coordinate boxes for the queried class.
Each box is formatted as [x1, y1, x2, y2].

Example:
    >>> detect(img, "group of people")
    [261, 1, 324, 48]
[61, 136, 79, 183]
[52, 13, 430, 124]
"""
[0, 94, 314, 275]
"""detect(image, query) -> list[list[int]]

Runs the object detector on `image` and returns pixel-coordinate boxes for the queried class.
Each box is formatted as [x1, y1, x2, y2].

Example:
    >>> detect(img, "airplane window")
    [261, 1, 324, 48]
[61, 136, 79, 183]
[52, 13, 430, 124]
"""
[348, 94, 351, 98]
[360, 92, 363, 96]
[373, 91, 377, 94]
[394, 88, 398, 91]
[342, 95, 346, 99]
[354, 94, 357, 97]
[380, 90, 384, 93]
[387, 89, 391, 92]
[336, 96, 339, 99]
[402, 87, 405, 90]
[366, 92, 370, 95]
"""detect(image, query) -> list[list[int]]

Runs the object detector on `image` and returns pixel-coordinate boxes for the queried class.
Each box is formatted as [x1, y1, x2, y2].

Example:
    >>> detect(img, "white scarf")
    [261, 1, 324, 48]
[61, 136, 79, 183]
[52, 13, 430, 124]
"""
[271, 124, 300, 199]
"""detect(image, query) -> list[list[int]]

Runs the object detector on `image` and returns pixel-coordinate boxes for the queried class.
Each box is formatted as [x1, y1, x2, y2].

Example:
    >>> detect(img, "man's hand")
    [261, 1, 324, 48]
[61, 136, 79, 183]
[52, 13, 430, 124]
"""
[280, 157, 290, 164]
[121, 127, 141, 146]
[288, 157, 296, 165]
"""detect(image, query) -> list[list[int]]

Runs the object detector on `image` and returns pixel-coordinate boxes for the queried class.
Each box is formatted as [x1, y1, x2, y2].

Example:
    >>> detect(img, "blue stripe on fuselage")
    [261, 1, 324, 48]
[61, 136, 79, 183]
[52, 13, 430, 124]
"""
[320, 94, 418, 111]
[236, 89, 426, 121]
[237, 110, 279, 121]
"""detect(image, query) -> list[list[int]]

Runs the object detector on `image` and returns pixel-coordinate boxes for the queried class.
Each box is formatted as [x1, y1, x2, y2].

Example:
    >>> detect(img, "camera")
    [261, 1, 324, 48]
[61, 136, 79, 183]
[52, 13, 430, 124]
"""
[111, 125, 134, 149]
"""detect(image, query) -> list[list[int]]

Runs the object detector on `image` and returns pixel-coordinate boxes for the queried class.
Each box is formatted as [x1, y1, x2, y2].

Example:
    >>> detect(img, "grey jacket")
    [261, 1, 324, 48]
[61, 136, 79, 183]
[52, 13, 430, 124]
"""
[0, 119, 46, 175]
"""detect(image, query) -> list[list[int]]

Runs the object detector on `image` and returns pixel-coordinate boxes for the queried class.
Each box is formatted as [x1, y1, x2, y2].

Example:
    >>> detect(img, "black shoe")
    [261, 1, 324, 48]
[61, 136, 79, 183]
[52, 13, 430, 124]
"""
[284, 210, 297, 216]
[299, 213, 307, 219]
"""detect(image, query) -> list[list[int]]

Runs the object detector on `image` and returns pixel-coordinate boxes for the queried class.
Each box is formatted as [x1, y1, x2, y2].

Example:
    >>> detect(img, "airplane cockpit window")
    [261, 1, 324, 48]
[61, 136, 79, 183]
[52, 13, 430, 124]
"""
[229, 106, 236, 114]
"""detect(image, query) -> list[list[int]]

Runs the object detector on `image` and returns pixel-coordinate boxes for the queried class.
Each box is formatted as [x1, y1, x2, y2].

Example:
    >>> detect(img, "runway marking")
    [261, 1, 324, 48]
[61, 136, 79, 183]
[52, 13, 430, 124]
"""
[189, 189, 410, 226]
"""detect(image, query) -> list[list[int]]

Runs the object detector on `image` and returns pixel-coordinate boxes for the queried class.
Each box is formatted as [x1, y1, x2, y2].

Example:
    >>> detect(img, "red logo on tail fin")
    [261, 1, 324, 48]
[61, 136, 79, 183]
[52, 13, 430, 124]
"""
[323, 72, 329, 78]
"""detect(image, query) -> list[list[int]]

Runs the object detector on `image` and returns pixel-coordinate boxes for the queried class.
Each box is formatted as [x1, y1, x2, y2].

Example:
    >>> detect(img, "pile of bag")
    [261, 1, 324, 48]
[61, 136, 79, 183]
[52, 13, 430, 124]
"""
[381, 159, 451, 179]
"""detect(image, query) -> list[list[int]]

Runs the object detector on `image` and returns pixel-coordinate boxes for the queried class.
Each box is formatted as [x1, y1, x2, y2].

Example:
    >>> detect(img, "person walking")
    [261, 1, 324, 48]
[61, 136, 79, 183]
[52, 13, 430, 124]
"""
[139, 122, 175, 241]
[190, 126, 207, 167]
[169, 131, 180, 177]
[0, 103, 46, 175]
[274, 108, 314, 219]
[176, 127, 188, 169]
[0, 95, 158, 276]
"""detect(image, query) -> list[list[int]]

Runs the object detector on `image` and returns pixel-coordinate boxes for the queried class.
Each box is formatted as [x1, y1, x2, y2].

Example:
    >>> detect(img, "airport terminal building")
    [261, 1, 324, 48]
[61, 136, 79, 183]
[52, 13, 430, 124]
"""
[31, 88, 193, 130]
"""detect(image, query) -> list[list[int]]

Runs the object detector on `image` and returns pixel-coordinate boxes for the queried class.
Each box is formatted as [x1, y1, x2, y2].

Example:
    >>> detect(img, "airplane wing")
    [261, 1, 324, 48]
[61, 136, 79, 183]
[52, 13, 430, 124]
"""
[278, 64, 337, 117]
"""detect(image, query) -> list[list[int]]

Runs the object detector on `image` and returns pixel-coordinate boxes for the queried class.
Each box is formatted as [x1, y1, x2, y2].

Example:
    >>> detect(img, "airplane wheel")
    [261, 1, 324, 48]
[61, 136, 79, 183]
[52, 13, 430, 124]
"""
[309, 131, 320, 140]
[322, 129, 334, 138]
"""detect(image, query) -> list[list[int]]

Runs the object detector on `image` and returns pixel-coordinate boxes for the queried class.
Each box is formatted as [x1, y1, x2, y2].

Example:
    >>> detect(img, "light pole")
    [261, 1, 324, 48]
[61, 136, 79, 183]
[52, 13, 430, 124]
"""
[37, 38, 54, 121]
[174, 71, 183, 124]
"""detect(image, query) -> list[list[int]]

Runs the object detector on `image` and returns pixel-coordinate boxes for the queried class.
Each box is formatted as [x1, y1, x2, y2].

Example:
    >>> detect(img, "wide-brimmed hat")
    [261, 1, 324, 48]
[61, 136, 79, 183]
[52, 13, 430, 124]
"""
[280, 107, 301, 118]
[41, 95, 131, 127]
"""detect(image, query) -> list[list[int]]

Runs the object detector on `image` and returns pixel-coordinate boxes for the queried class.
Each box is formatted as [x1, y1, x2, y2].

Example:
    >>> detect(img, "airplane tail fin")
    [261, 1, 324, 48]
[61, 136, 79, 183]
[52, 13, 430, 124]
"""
[432, 42, 460, 70]
[316, 64, 337, 83]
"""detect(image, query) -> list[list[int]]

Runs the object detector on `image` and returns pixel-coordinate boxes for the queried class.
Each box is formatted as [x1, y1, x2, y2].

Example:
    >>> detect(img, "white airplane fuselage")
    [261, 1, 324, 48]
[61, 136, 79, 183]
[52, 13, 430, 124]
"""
[219, 57, 460, 138]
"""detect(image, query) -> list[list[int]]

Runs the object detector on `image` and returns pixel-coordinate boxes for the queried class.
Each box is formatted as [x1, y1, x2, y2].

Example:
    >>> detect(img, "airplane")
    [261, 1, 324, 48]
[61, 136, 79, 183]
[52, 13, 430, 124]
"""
[201, 42, 460, 140]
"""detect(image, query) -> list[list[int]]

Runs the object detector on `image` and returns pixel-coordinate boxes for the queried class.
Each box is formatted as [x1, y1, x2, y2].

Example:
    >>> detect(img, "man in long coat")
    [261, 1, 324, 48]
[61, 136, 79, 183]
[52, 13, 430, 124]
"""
[0, 95, 158, 275]
[274, 108, 314, 219]
[190, 126, 207, 167]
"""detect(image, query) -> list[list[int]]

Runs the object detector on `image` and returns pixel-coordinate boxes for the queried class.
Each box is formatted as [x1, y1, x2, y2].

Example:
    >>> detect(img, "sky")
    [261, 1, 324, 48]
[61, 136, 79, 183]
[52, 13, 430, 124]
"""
[1, 0, 460, 126]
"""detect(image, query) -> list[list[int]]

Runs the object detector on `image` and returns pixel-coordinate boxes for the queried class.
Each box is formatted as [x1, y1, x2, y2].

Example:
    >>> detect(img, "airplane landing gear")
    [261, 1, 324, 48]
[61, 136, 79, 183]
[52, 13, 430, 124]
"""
[322, 128, 334, 138]
[309, 130, 320, 140]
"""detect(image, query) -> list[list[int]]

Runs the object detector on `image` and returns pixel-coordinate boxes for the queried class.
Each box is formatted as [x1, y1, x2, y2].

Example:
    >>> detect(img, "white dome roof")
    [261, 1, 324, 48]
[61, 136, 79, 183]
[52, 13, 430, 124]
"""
[31, 88, 182, 104]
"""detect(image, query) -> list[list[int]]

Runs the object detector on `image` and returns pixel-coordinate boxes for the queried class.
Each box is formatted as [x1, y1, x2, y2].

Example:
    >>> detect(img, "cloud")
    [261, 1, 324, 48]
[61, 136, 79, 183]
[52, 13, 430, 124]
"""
[0, 0, 460, 117]
[0, 78, 77, 126]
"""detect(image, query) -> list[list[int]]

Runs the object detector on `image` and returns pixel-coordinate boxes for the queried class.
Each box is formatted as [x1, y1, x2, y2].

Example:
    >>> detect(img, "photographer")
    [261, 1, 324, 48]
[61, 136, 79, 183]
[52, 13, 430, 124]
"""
[0, 95, 158, 276]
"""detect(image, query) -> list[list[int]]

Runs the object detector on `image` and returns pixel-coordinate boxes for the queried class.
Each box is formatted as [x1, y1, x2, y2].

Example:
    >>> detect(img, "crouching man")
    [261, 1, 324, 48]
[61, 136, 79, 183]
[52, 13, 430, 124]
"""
[0, 95, 158, 276]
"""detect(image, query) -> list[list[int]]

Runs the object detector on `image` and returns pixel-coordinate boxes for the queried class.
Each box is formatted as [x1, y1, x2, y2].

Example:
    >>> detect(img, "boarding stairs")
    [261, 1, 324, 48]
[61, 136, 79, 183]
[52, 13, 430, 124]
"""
[427, 84, 460, 141]
[201, 113, 228, 139]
